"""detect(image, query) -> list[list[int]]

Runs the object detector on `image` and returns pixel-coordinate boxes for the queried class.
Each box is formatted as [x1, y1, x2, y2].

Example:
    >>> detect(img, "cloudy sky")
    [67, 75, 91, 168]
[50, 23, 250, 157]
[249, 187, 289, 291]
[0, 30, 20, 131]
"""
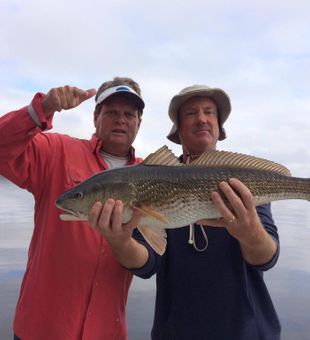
[1, 0, 309, 177]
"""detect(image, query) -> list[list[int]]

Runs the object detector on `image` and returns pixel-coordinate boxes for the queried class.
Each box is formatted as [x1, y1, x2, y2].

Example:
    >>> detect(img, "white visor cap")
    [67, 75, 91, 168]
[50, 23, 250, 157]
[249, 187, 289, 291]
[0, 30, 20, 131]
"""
[96, 85, 145, 111]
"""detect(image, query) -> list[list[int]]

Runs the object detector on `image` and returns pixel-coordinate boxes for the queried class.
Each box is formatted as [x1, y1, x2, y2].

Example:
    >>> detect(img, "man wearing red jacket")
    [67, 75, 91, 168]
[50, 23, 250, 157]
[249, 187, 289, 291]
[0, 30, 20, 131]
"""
[0, 77, 145, 340]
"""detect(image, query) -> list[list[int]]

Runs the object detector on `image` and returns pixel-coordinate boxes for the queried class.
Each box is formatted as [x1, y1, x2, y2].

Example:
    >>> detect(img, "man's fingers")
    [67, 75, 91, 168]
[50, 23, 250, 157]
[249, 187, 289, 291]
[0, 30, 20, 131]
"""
[100, 199, 115, 229]
[89, 199, 115, 231]
[228, 178, 254, 210]
[42, 88, 61, 114]
[83, 88, 97, 101]
[72, 87, 97, 106]
[88, 201, 103, 228]
[62, 86, 90, 109]
[210, 190, 232, 215]
[111, 200, 124, 232]
[59, 87, 70, 110]
[89, 199, 141, 236]
[42, 86, 97, 115]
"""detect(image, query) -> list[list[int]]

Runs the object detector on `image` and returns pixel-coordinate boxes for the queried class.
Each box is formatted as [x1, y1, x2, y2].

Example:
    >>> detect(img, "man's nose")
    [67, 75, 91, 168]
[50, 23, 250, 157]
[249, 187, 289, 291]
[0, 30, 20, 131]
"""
[196, 110, 207, 123]
[114, 112, 127, 122]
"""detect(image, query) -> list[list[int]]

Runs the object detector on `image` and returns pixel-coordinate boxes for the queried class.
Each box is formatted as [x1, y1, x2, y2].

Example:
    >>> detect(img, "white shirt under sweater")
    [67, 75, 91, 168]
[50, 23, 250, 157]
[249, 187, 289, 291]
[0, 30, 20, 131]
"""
[100, 150, 128, 169]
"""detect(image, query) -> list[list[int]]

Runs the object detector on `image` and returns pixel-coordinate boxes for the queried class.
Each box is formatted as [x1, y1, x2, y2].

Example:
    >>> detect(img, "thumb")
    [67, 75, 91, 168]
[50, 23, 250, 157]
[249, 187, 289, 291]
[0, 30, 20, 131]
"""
[123, 210, 143, 229]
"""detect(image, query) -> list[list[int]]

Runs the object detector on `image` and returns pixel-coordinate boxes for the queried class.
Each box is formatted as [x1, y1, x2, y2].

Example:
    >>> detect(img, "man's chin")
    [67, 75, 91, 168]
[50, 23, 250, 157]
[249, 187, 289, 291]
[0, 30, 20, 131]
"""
[195, 133, 213, 142]
[194, 138, 216, 153]
[109, 133, 129, 142]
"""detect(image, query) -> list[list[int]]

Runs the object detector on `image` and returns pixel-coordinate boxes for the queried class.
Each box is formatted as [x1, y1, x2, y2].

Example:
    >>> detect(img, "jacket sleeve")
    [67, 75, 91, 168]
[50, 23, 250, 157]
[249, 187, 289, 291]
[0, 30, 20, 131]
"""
[0, 93, 55, 192]
[130, 229, 162, 279]
[253, 203, 280, 271]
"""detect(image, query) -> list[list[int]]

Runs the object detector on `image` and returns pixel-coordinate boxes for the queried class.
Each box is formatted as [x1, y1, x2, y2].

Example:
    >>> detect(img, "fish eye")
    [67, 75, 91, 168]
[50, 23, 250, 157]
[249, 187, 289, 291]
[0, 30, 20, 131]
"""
[73, 192, 83, 199]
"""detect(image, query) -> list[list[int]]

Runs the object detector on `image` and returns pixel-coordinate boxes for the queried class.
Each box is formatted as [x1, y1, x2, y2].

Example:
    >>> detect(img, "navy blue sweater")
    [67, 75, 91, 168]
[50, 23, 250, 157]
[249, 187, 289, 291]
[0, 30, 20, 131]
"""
[131, 204, 281, 340]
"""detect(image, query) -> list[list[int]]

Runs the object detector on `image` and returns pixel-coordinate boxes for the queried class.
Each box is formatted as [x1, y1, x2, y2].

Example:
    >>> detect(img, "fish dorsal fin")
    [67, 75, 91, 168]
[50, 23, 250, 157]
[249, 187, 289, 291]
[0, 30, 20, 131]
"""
[142, 145, 182, 166]
[191, 150, 291, 176]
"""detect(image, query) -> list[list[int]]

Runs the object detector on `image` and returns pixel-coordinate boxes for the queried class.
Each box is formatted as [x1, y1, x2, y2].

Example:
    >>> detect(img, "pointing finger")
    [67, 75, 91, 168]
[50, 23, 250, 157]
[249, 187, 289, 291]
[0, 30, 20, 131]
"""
[71, 87, 97, 106]
[83, 88, 97, 101]
[62, 86, 93, 109]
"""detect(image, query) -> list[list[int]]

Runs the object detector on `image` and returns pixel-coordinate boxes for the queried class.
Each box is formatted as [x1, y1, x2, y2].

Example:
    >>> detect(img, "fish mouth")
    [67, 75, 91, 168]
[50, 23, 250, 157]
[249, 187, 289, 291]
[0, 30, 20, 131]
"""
[56, 204, 88, 221]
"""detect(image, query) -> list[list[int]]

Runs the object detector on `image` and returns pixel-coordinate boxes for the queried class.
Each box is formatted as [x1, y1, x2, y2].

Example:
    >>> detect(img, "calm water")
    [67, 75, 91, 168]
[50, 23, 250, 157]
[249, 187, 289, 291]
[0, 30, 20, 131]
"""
[0, 176, 309, 340]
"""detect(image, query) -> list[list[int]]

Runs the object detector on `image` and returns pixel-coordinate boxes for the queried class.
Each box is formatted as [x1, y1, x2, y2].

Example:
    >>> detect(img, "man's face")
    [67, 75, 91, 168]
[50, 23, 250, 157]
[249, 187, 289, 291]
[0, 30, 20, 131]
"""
[94, 95, 141, 156]
[178, 96, 220, 155]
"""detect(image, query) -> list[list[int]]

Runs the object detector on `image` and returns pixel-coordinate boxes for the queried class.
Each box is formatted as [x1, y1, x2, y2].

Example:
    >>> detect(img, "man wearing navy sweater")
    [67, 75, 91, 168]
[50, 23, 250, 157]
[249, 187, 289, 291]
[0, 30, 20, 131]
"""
[90, 84, 281, 340]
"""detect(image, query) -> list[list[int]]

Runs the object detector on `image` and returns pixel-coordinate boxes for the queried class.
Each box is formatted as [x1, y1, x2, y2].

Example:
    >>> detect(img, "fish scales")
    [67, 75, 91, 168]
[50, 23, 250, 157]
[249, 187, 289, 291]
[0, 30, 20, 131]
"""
[122, 165, 310, 227]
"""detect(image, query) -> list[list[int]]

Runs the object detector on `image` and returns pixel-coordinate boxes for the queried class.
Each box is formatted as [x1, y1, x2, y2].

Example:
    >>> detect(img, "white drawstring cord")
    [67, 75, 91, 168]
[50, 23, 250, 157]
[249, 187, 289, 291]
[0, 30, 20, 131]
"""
[189, 224, 209, 252]
[188, 223, 194, 244]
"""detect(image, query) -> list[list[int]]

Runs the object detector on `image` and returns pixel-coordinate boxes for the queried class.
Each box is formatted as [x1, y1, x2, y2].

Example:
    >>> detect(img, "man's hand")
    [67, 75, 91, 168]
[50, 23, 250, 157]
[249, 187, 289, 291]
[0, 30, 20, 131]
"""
[197, 178, 261, 242]
[89, 199, 141, 247]
[42, 85, 97, 118]
[88, 199, 148, 269]
[196, 178, 277, 265]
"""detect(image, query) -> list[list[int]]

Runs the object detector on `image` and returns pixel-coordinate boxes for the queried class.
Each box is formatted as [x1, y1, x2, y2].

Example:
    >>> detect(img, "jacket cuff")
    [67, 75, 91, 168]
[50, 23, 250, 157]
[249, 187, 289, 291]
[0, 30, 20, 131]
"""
[253, 237, 280, 271]
[128, 231, 158, 279]
[29, 92, 54, 130]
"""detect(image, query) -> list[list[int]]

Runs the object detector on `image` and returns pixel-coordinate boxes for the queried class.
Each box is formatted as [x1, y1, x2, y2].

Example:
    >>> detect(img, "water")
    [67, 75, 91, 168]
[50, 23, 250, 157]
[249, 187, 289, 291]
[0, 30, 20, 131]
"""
[0, 176, 309, 340]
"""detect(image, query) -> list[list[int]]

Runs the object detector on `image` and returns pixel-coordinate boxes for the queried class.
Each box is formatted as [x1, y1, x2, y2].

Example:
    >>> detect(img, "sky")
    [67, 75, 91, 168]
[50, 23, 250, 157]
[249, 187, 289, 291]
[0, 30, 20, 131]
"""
[0, 0, 309, 177]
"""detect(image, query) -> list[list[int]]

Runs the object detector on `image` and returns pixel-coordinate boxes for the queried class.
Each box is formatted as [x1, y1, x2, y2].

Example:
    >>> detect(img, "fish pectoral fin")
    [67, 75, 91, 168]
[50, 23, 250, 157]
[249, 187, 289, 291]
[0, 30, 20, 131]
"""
[132, 206, 169, 224]
[59, 214, 88, 221]
[138, 225, 167, 256]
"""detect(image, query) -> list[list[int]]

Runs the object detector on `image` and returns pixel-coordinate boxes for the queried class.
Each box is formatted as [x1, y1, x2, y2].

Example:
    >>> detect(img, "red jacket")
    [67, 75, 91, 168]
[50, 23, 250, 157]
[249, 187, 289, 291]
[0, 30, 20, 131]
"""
[0, 93, 142, 340]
